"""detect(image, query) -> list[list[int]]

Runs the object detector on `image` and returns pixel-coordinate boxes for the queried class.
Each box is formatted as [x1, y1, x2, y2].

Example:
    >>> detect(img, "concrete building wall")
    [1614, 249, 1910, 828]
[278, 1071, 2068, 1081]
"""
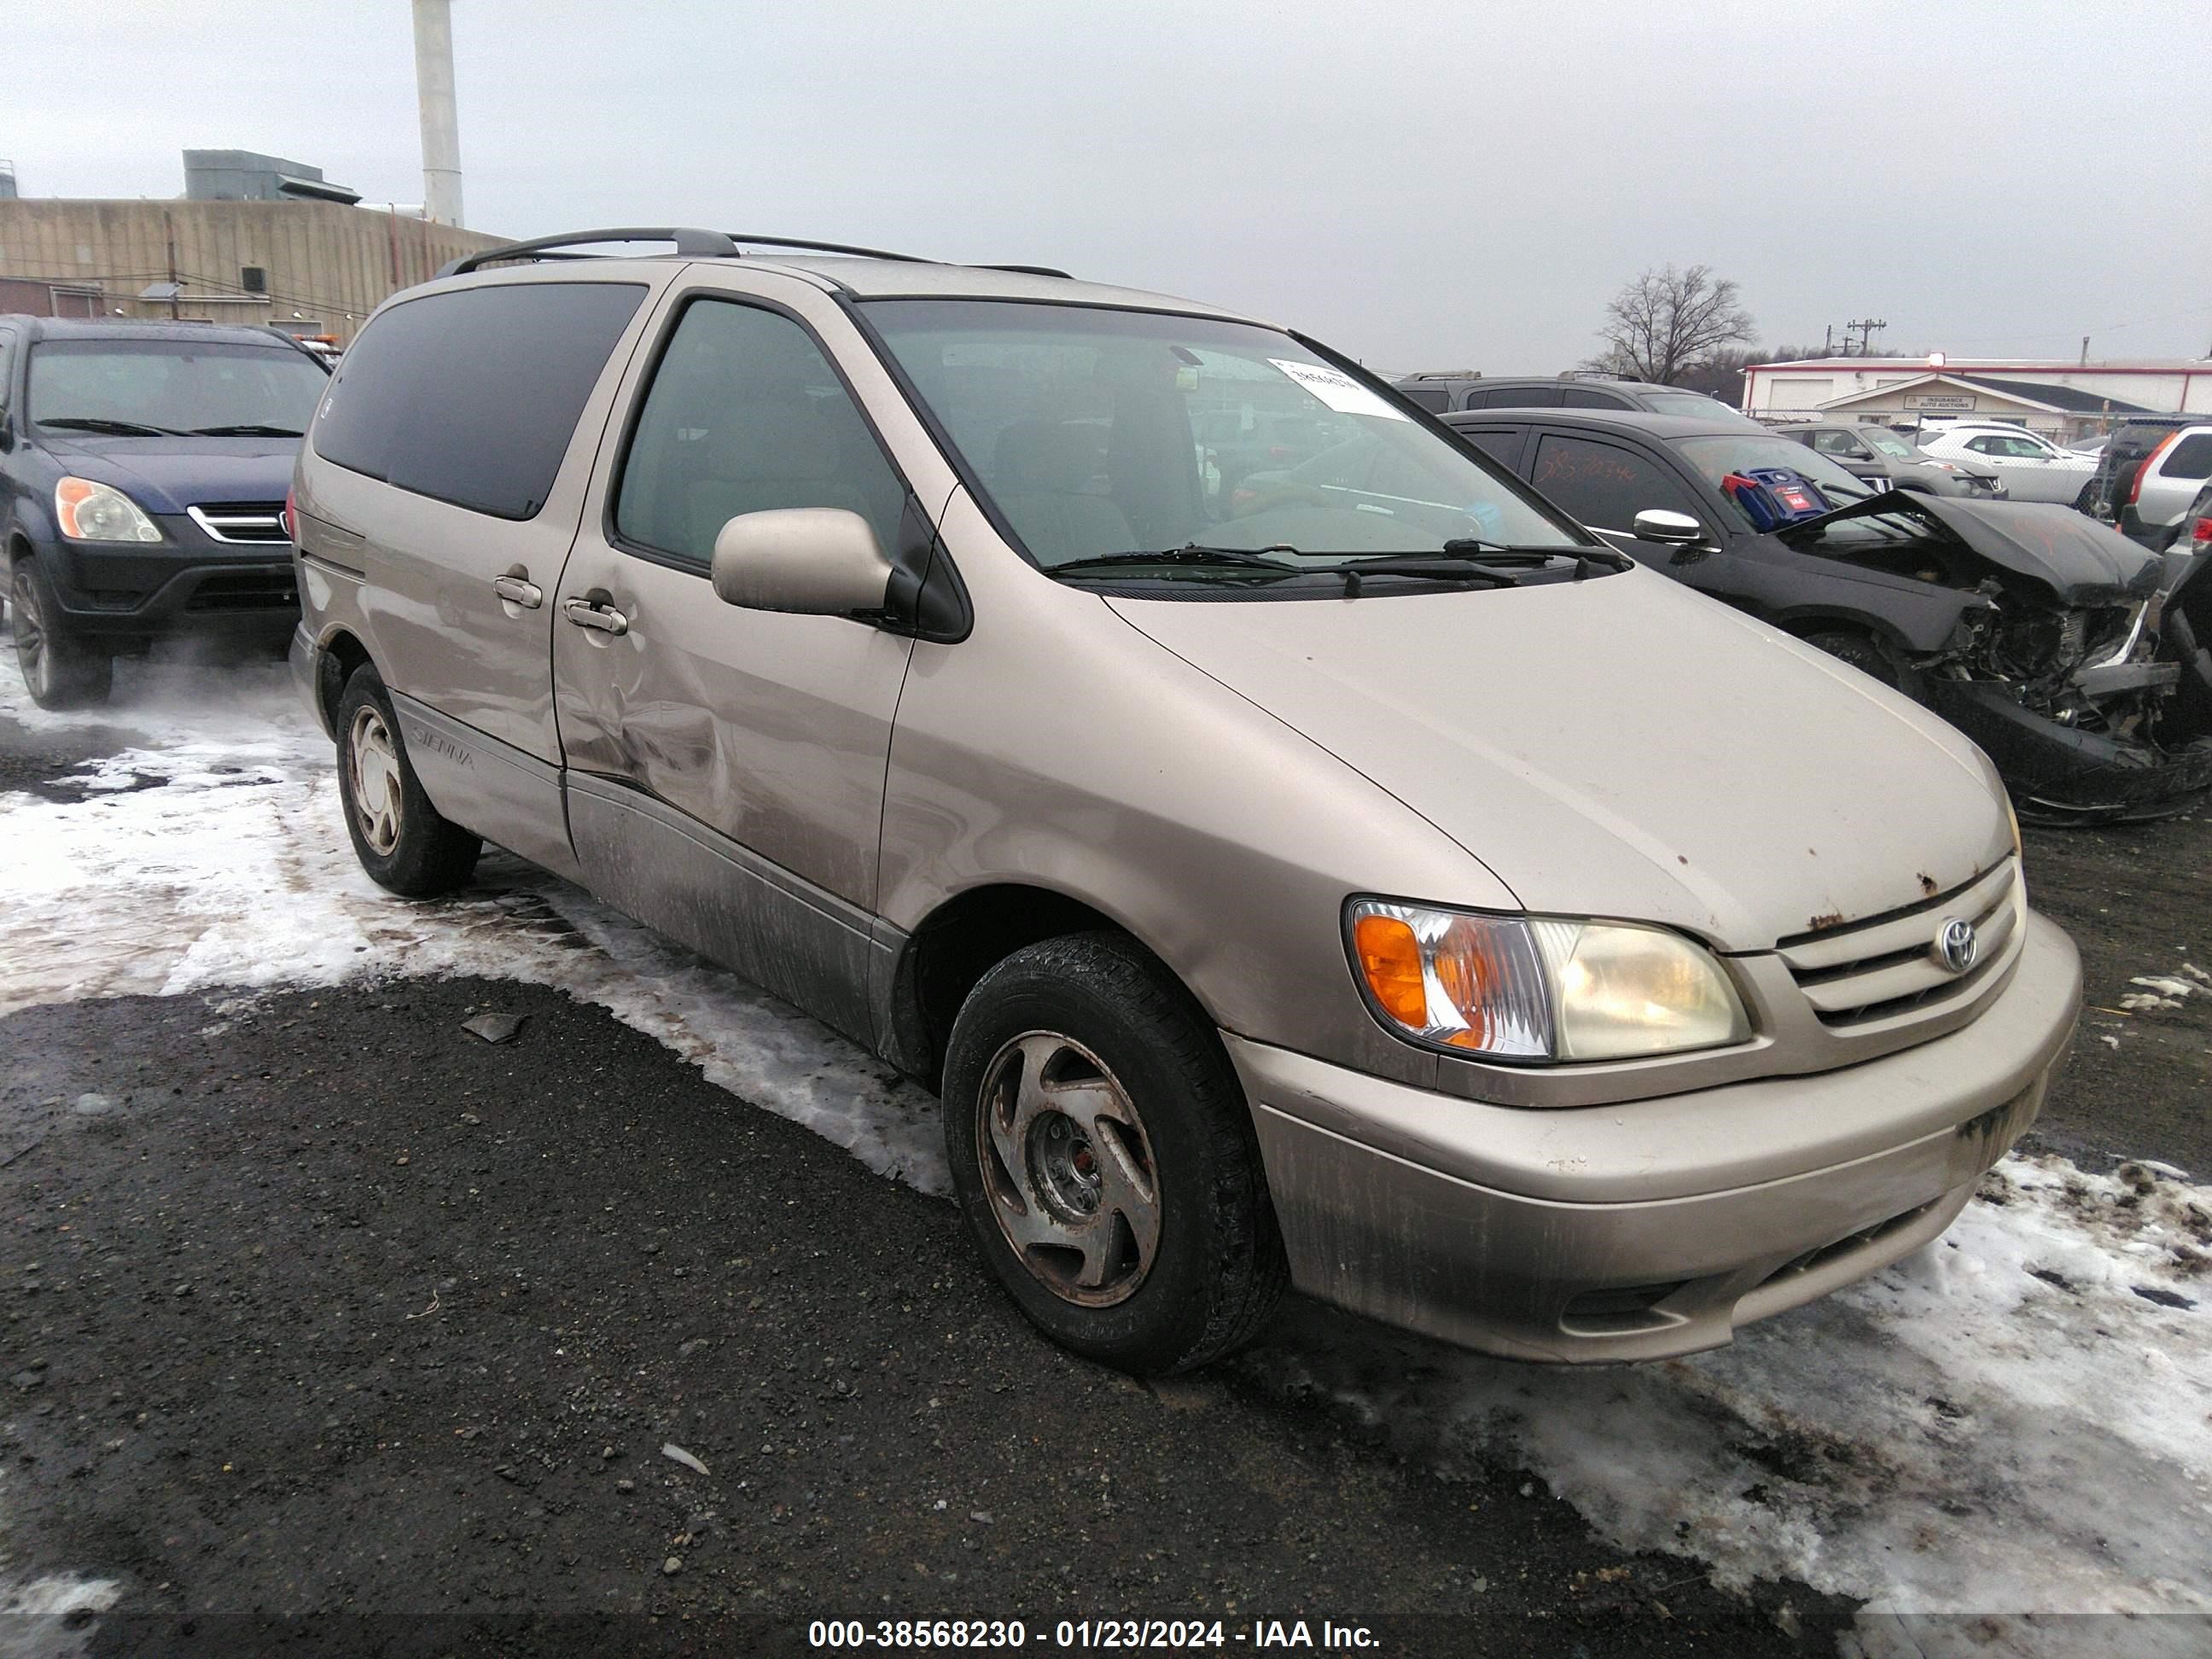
[0, 199, 509, 343]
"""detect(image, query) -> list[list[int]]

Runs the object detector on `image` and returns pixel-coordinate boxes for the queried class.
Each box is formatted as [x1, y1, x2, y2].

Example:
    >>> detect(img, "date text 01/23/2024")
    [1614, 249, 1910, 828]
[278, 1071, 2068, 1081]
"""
[807, 1619, 1380, 1650]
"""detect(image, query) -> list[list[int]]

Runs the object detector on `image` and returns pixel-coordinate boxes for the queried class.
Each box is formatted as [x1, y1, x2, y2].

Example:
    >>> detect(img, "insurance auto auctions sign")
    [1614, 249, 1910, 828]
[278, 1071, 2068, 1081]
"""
[1905, 393, 1976, 410]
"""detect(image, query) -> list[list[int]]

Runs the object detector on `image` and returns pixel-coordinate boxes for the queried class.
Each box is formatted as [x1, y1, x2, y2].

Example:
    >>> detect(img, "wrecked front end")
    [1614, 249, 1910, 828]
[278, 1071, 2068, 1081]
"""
[1787, 492, 2212, 824]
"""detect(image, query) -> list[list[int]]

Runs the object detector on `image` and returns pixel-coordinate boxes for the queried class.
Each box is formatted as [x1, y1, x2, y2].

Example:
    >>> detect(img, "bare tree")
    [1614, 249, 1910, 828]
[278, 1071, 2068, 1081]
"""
[1586, 265, 1757, 386]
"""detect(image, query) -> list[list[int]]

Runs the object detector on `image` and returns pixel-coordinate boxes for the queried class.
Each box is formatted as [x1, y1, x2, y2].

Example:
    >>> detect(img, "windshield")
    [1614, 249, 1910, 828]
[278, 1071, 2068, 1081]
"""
[1673, 434, 1877, 509]
[1639, 389, 1746, 421]
[27, 338, 328, 435]
[1861, 428, 1918, 458]
[862, 300, 1580, 573]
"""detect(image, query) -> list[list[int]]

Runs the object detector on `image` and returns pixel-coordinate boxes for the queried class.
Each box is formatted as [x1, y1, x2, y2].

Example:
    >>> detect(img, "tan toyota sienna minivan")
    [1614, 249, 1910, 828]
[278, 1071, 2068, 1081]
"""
[289, 230, 2081, 1374]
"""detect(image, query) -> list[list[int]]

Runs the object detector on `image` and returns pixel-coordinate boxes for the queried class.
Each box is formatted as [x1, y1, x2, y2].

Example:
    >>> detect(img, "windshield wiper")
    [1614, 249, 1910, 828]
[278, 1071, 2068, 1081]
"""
[1051, 544, 1308, 578]
[35, 416, 179, 436]
[189, 423, 305, 437]
[1324, 556, 1522, 595]
[1443, 538, 1635, 573]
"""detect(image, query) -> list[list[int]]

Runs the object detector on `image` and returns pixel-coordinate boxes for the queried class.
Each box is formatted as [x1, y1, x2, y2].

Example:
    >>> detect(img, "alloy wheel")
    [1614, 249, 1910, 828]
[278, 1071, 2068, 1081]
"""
[11, 569, 49, 700]
[976, 1031, 1161, 1307]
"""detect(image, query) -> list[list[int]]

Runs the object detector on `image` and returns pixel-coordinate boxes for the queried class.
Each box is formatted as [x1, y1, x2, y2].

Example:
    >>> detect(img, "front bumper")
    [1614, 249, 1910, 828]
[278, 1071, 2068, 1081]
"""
[40, 518, 300, 637]
[1231, 910, 2080, 1362]
[1924, 678, 2212, 823]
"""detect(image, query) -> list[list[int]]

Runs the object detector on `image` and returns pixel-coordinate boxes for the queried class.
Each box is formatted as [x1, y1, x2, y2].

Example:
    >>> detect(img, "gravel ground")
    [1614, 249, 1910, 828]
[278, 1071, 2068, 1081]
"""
[1, 979, 1846, 1656]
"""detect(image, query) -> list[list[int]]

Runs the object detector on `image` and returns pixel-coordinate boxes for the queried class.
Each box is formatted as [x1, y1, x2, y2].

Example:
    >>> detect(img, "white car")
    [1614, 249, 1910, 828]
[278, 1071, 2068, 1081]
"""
[1917, 422, 2098, 505]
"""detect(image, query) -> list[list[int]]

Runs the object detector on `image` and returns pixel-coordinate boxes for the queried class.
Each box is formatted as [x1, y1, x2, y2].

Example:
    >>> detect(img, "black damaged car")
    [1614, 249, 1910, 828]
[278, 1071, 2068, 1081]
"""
[1441, 408, 2212, 823]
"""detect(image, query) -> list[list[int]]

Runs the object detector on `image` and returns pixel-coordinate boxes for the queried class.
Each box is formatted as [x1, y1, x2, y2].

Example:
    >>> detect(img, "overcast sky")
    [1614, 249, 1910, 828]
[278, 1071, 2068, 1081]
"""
[11, 0, 2210, 371]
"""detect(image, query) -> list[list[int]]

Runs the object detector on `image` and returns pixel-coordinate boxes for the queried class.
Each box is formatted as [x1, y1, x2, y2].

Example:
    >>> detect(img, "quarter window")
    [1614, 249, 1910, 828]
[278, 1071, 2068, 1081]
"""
[1397, 385, 1449, 413]
[1530, 434, 1700, 533]
[614, 299, 907, 568]
[2157, 434, 2212, 480]
[313, 281, 645, 520]
[1561, 387, 1629, 409]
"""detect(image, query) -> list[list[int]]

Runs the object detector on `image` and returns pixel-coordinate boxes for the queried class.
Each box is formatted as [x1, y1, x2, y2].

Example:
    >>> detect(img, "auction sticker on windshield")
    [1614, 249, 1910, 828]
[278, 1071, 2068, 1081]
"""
[1269, 359, 1407, 422]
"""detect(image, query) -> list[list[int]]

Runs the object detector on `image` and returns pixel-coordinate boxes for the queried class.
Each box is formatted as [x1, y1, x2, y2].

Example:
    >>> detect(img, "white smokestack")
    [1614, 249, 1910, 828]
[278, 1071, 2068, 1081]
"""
[412, 0, 464, 227]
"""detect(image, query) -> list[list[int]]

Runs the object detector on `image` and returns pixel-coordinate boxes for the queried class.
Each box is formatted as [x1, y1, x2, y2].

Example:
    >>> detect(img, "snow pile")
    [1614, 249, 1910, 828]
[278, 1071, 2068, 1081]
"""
[5, 653, 2210, 1648]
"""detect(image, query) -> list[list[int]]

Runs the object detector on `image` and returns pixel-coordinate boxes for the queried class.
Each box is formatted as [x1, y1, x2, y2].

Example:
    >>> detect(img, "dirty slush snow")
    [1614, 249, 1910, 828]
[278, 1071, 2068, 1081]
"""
[3, 654, 2210, 1655]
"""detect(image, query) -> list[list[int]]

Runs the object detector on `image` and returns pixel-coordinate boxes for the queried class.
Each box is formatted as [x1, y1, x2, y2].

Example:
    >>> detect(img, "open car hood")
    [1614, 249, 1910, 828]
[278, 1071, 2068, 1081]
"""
[1784, 490, 2161, 604]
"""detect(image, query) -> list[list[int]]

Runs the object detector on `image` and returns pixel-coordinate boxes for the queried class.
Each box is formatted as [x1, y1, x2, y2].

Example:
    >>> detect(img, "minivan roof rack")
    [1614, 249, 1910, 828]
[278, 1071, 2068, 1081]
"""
[440, 227, 1074, 282]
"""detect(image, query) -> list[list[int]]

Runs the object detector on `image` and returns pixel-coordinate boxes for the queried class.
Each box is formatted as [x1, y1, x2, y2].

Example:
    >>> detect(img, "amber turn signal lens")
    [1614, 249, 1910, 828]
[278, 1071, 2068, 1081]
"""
[1353, 913, 1427, 1027]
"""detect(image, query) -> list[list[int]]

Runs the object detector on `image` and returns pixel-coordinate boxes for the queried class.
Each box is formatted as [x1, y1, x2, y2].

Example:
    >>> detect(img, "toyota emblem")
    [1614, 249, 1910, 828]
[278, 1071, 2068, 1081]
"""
[1935, 917, 1979, 975]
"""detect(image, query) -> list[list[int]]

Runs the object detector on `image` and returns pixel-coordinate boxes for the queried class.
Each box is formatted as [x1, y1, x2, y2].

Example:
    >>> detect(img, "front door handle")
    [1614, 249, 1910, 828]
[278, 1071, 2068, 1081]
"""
[492, 574, 543, 609]
[562, 595, 630, 636]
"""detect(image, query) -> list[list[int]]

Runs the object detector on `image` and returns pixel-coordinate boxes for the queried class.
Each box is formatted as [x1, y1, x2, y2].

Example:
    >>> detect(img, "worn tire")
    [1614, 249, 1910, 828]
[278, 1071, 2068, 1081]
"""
[335, 665, 480, 896]
[9, 559, 113, 709]
[941, 932, 1288, 1375]
[1804, 628, 1902, 690]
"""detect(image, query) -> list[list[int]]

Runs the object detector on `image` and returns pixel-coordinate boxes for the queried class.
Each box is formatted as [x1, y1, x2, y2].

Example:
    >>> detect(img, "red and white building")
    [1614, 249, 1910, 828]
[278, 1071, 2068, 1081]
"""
[1740, 357, 2212, 440]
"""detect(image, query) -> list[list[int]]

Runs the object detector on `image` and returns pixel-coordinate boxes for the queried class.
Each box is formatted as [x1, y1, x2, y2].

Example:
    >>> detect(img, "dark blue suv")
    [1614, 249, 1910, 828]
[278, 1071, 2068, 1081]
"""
[0, 316, 329, 707]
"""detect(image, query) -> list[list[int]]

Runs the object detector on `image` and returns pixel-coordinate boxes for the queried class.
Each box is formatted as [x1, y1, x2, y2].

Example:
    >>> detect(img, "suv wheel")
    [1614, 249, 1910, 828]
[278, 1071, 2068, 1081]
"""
[335, 666, 481, 896]
[9, 560, 113, 710]
[1804, 628, 1904, 692]
[941, 932, 1287, 1374]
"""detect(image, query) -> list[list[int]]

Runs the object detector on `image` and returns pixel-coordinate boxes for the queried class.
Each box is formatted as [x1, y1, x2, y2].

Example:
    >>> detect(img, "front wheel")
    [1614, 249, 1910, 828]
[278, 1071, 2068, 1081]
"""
[10, 561, 113, 709]
[941, 932, 1287, 1374]
[335, 666, 480, 896]
[1804, 628, 1904, 691]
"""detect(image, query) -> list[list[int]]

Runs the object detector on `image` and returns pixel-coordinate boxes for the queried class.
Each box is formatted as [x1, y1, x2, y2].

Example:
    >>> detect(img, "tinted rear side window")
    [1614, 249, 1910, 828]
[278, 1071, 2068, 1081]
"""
[1562, 387, 1630, 409]
[1530, 433, 1700, 532]
[313, 282, 645, 519]
[2160, 434, 2212, 480]
[1396, 385, 1450, 412]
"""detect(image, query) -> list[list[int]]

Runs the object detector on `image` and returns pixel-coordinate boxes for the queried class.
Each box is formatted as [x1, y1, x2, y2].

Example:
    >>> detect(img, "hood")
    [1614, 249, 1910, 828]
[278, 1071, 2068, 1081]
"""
[40, 434, 301, 513]
[1108, 570, 2013, 952]
[1791, 490, 2160, 603]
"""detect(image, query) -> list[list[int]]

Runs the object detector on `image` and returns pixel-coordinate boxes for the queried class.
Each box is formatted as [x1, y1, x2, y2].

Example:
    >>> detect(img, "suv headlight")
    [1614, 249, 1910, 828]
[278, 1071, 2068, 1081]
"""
[55, 477, 162, 543]
[1348, 899, 1751, 1062]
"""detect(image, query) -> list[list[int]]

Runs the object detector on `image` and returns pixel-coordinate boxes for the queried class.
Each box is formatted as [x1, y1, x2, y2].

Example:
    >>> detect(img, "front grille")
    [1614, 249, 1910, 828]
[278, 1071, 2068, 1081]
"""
[1777, 859, 2022, 1029]
[185, 571, 299, 611]
[187, 502, 288, 544]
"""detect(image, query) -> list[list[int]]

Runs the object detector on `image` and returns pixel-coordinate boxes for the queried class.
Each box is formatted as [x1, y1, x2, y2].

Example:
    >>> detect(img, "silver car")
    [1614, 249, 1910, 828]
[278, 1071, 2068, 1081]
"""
[288, 230, 2081, 1373]
[1784, 422, 2006, 498]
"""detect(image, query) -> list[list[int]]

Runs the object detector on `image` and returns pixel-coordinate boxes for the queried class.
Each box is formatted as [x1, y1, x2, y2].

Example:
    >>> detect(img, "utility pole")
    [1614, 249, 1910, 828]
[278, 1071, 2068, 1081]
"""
[1845, 317, 1888, 357]
[164, 211, 180, 321]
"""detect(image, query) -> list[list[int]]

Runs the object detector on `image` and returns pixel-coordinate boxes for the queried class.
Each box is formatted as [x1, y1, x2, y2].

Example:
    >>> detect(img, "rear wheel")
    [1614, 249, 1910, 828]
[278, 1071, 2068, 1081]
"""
[335, 666, 480, 895]
[9, 560, 112, 709]
[941, 932, 1287, 1374]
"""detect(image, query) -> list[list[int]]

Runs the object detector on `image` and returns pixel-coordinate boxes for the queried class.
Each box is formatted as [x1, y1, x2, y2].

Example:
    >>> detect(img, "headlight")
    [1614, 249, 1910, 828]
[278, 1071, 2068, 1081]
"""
[55, 477, 162, 543]
[1348, 900, 1751, 1062]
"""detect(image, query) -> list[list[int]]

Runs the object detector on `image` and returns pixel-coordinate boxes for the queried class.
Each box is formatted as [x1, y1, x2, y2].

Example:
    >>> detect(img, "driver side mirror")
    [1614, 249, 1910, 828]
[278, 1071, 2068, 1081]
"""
[711, 508, 894, 618]
[1633, 509, 1706, 545]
